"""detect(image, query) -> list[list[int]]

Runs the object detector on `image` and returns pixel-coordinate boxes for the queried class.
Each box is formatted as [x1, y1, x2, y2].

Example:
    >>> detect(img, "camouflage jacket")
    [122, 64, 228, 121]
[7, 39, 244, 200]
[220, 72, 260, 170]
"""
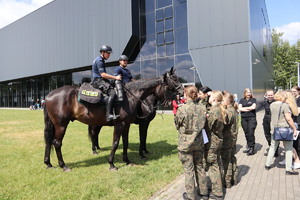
[222, 105, 238, 149]
[175, 100, 206, 152]
[206, 105, 225, 157]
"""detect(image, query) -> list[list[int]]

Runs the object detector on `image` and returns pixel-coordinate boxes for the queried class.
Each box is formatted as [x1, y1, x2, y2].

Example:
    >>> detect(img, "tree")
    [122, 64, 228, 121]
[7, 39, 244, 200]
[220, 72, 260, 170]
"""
[272, 29, 300, 89]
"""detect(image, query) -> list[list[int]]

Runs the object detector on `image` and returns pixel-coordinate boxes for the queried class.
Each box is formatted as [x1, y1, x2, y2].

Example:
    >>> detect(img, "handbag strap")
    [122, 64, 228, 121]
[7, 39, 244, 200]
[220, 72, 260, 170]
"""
[276, 103, 283, 127]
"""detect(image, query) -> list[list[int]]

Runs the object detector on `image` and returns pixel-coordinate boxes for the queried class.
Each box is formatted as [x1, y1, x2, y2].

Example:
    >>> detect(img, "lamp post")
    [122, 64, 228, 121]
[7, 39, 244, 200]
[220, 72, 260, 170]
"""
[296, 62, 300, 87]
[190, 66, 196, 85]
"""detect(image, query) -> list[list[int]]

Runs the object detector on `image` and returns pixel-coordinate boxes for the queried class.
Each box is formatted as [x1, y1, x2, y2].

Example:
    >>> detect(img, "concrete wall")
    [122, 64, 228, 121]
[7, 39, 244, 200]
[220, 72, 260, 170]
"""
[0, 0, 132, 82]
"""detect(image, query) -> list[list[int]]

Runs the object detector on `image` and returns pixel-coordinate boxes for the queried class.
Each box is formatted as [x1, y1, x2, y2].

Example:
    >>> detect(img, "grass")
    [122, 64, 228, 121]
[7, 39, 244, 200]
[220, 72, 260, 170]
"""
[0, 109, 182, 200]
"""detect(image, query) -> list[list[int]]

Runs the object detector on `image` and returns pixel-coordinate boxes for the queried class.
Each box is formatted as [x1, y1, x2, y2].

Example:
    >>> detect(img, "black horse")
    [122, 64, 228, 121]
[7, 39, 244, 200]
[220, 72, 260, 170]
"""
[88, 91, 167, 159]
[43, 67, 183, 171]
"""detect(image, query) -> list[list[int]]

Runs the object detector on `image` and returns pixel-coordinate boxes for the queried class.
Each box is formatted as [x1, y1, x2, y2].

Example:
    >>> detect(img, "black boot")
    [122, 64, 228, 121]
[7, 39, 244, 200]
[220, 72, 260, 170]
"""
[106, 96, 119, 121]
[243, 146, 250, 153]
[247, 147, 255, 155]
[115, 80, 123, 102]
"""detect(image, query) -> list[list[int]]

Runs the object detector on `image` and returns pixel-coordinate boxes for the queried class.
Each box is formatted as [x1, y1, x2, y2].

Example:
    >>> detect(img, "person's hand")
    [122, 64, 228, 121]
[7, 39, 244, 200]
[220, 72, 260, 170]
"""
[293, 129, 298, 138]
[116, 75, 122, 80]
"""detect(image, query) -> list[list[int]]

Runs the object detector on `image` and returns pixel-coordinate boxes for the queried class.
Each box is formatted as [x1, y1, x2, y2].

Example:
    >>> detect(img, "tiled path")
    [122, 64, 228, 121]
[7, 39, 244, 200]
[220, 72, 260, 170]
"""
[149, 111, 300, 200]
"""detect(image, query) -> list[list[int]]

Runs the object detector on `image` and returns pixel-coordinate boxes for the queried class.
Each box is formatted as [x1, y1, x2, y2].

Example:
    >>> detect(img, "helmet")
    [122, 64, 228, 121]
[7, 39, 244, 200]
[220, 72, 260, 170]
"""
[119, 55, 129, 61]
[99, 45, 112, 53]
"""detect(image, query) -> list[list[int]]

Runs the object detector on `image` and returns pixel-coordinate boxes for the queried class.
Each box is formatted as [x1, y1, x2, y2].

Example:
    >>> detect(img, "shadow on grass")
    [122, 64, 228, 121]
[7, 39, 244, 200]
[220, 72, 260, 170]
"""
[67, 140, 177, 169]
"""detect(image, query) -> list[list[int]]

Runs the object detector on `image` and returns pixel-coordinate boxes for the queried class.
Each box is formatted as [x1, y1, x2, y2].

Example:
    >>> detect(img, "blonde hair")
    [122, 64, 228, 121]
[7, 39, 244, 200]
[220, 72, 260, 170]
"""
[243, 88, 253, 98]
[211, 90, 227, 124]
[223, 91, 238, 111]
[185, 85, 198, 101]
[274, 90, 298, 116]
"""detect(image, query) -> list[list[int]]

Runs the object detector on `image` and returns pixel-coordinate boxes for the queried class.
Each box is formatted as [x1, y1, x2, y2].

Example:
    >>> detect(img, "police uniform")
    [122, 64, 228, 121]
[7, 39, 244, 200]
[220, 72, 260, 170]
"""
[91, 55, 117, 121]
[114, 66, 133, 84]
[175, 100, 207, 200]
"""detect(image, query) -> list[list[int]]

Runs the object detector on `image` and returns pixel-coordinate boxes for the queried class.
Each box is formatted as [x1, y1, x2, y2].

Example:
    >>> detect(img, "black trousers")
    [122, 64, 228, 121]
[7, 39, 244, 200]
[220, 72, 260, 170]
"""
[241, 116, 257, 148]
[263, 115, 271, 146]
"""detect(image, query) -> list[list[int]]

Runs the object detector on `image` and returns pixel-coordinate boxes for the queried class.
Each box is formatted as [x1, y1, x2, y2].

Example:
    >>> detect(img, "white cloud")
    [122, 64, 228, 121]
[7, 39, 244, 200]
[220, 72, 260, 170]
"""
[0, 0, 53, 29]
[275, 22, 300, 45]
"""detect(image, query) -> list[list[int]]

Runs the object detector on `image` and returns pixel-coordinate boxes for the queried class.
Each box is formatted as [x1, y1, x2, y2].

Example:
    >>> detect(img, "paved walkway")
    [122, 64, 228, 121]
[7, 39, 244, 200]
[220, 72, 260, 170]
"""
[149, 111, 300, 200]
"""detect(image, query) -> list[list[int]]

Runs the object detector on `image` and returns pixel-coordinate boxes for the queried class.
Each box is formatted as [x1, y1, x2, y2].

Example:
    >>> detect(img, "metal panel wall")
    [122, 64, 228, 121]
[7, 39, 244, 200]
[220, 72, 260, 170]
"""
[0, 0, 132, 82]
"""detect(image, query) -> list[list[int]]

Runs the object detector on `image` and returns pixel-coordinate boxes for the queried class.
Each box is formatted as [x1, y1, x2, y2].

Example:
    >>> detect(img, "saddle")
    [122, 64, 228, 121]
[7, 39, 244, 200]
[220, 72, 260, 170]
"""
[78, 82, 105, 104]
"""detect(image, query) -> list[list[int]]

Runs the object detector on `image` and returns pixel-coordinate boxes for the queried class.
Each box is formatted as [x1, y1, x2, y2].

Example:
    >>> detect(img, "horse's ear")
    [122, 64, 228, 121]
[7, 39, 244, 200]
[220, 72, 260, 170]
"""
[170, 67, 175, 74]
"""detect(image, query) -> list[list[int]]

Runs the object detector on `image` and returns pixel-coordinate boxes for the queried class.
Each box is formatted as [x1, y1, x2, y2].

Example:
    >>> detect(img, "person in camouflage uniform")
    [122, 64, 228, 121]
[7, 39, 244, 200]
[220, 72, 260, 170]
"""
[221, 91, 239, 188]
[175, 86, 208, 200]
[205, 90, 227, 200]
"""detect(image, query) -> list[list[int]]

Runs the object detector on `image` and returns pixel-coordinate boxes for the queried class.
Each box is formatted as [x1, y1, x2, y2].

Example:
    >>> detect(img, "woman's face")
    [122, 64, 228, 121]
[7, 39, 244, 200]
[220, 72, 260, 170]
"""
[208, 94, 215, 104]
[245, 90, 252, 98]
[291, 89, 298, 97]
[198, 91, 207, 99]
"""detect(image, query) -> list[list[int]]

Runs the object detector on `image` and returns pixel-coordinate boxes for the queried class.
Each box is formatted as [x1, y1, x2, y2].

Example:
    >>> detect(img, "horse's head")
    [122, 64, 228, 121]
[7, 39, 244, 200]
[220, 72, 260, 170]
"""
[163, 67, 184, 98]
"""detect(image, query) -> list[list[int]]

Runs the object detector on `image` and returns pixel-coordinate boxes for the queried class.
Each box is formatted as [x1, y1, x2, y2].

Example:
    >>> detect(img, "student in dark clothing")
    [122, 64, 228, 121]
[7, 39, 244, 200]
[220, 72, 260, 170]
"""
[262, 90, 277, 156]
[239, 88, 257, 156]
[291, 86, 300, 155]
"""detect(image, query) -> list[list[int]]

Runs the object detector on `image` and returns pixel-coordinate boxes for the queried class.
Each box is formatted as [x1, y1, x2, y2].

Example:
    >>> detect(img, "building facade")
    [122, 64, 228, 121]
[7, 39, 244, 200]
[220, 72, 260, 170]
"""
[0, 0, 272, 108]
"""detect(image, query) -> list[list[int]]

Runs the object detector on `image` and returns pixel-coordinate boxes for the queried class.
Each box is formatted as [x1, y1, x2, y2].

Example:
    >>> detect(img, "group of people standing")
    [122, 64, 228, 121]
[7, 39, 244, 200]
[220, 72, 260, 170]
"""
[175, 86, 239, 200]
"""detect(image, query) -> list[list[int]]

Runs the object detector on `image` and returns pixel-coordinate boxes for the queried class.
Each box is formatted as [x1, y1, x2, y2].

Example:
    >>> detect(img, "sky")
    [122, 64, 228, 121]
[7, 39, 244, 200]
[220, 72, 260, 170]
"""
[0, 0, 299, 45]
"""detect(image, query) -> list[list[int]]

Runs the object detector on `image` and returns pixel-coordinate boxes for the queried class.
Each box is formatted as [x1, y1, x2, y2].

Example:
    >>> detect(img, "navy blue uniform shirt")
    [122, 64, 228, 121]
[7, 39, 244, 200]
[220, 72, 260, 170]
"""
[92, 56, 106, 79]
[114, 66, 133, 83]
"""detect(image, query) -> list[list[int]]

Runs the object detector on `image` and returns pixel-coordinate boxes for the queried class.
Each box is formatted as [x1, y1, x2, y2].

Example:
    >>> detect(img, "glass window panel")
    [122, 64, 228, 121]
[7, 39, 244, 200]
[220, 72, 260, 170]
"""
[157, 57, 174, 76]
[165, 18, 173, 30]
[141, 59, 157, 78]
[157, 32, 164, 45]
[156, 20, 164, 33]
[146, 12, 155, 35]
[157, 45, 165, 57]
[165, 30, 174, 43]
[166, 43, 174, 56]
[156, 0, 172, 9]
[174, 0, 186, 5]
[145, 0, 155, 13]
[57, 74, 64, 88]
[164, 6, 173, 19]
[140, 35, 156, 59]
[156, 9, 164, 21]
[174, 2, 187, 29]
[175, 54, 201, 86]
[127, 61, 141, 80]
[175, 28, 188, 54]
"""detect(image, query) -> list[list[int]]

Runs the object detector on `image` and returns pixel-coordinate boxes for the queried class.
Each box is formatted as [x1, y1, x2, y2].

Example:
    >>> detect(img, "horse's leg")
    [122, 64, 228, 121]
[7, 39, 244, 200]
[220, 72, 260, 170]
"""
[108, 125, 122, 171]
[44, 108, 55, 169]
[89, 125, 102, 155]
[139, 121, 150, 159]
[53, 125, 71, 172]
[122, 124, 133, 165]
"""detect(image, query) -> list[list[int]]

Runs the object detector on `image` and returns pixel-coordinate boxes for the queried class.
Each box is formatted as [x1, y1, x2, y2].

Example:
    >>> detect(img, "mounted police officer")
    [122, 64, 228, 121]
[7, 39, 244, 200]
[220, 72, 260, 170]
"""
[91, 45, 122, 121]
[114, 55, 135, 101]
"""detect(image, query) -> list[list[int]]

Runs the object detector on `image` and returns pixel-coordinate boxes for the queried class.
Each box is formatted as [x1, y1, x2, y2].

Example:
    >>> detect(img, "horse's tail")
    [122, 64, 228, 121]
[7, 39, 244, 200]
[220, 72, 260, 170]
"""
[43, 104, 55, 148]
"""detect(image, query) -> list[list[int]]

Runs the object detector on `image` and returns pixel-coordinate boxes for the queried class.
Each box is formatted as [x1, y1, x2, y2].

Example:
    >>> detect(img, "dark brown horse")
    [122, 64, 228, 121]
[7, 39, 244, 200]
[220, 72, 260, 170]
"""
[88, 92, 167, 159]
[43, 67, 183, 171]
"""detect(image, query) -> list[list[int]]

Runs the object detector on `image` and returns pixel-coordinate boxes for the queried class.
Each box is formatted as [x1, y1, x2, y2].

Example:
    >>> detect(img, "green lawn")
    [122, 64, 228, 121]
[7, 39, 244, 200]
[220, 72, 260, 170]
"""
[0, 109, 182, 200]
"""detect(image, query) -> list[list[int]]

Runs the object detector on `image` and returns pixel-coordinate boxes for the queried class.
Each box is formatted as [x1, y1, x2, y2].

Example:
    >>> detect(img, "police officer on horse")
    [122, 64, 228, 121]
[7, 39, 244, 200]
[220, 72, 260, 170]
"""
[91, 45, 122, 121]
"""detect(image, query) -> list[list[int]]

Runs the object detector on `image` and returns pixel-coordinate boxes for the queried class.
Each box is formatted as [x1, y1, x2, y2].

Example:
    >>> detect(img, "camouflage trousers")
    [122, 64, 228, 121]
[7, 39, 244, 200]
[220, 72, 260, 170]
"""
[178, 150, 207, 200]
[221, 147, 238, 187]
[206, 154, 223, 197]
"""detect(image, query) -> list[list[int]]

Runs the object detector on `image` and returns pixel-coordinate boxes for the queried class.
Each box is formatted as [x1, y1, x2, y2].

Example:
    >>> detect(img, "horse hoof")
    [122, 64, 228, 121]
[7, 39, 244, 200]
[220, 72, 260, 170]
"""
[109, 166, 118, 171]
[92, 151, 98, 155]
[46, 166, 55, 170]
[127, 163, 134, 166]
[96, 146, 101, 150]
[63, 167, 72, 172]
[144, 150, 150, 154]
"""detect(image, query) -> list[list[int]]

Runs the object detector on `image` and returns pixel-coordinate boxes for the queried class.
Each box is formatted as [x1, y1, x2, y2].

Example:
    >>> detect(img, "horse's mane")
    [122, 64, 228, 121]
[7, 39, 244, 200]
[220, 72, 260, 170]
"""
[125, 76, 163, 91]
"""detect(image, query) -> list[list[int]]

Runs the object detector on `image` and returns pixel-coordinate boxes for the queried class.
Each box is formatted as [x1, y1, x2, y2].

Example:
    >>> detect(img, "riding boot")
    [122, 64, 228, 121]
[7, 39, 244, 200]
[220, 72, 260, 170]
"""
[106, 96, 119, 121]
[115, 80, 123, 102]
